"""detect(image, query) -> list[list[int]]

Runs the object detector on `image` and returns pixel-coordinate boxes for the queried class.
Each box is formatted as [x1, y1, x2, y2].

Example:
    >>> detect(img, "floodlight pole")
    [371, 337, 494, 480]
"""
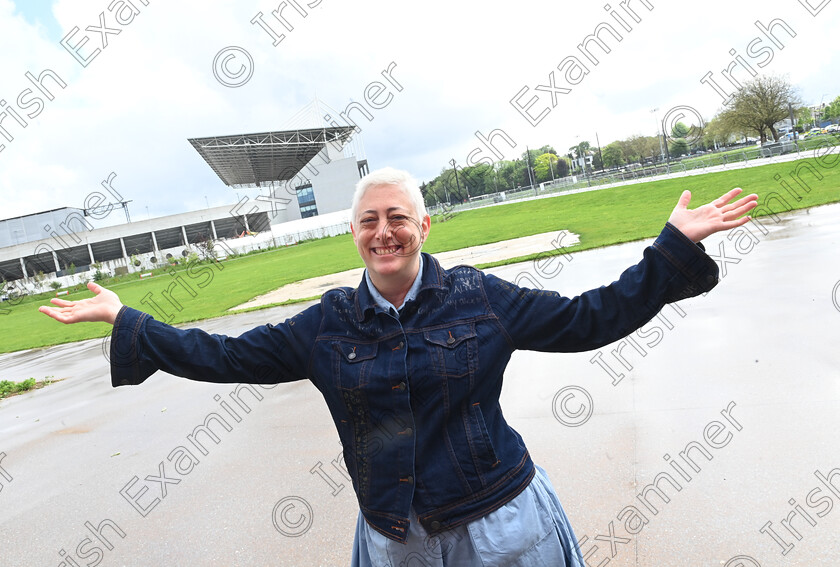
[788, 102, 800, 154]
[525, 146, 536, 192]
[596, 132, 604, 171]
[651, 107, 665, 163]
[450, 159, 462, 203]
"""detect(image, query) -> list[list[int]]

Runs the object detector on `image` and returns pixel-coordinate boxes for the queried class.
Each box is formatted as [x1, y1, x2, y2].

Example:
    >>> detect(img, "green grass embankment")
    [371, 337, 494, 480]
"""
[2, 155, 837, 354]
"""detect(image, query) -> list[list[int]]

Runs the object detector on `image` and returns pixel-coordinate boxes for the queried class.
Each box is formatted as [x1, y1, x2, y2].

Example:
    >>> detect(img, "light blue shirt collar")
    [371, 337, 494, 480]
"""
[364, 255, 424, 317]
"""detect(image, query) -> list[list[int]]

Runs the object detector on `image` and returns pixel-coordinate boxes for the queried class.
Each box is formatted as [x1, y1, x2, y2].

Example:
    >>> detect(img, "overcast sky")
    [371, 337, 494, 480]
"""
[1, 0, 837, 225]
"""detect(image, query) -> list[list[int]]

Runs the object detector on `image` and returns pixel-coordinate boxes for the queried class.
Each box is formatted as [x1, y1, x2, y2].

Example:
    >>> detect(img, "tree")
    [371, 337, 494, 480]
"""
[822, 95, 840, 121]
[423, 162, 497, 205]
[719, 74, 800, 143]
[668, 122, 690, 157]
[702, 116, 736, 149]
[620, 135, 659, 164]
[591, 151, 603, 171]
[419, 181, 429, 204]
[496, 161, 518, 189]
[555, 156, 571, 178]
[460, 163, 493, 197]
[602, 143, 624, 168]
[567, 141, 592, 173]
[671, 122, 691, 139]
[533, 153, 560, 182]
[794, 106, 812, 131]
[569, 141, 591, 160]
[669, 138, 689, 157]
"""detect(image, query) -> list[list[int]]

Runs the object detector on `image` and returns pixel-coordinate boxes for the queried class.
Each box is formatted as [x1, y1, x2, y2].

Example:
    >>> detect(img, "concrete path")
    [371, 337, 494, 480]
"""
[1, 204, 838, 566]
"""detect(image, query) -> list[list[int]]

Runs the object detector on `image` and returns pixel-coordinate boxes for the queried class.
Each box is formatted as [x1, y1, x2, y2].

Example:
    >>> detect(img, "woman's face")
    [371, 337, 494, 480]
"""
[351, 184, 430, 282]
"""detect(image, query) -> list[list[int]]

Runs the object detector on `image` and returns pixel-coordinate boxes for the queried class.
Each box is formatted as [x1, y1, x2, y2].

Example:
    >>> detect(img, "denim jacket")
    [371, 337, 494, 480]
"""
[110, 222, 719, 543]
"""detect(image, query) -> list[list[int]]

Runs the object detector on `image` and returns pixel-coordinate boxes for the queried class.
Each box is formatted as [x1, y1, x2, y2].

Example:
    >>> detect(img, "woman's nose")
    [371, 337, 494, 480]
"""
[378, 222, 392, 241]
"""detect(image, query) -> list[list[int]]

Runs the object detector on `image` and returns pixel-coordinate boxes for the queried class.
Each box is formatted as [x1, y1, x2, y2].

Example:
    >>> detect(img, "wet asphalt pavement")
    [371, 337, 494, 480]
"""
[1, 203, 839, 566]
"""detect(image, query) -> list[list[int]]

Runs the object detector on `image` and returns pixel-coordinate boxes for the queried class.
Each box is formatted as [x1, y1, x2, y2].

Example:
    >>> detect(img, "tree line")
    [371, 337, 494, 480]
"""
[421, 74, 835, 207]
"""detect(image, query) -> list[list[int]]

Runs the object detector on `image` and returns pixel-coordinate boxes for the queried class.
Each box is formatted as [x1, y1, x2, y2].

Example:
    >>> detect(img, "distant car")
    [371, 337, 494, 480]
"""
[826, 124, 839, 133]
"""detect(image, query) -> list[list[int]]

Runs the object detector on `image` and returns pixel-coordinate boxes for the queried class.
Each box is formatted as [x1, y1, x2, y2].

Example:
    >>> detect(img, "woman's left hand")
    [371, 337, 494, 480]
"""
[668, 187, 759, 243]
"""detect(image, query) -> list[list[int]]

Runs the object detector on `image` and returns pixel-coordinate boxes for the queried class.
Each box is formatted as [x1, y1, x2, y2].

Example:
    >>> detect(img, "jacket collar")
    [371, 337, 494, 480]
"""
[354, 252, 447, 321]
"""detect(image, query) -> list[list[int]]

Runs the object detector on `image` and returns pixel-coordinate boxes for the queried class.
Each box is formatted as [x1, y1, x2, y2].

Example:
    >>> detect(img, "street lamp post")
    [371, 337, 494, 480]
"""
[650, 107, 665, 163]
[818, 94, 829, 128]
[450, 159, 462, 203]
[524, 147, 536, 190]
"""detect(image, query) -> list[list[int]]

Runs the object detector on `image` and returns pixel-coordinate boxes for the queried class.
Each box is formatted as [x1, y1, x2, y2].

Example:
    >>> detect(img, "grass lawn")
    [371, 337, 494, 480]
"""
[2, 154, 838, 354]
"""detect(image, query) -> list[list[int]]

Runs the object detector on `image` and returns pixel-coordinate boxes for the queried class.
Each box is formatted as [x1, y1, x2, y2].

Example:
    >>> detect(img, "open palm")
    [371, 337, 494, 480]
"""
[668, 187, 759, 243]
[39, 282, 123, 325]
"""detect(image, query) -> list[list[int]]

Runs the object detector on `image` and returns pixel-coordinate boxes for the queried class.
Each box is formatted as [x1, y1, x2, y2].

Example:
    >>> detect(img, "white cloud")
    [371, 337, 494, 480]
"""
[0, 0, 837, 221]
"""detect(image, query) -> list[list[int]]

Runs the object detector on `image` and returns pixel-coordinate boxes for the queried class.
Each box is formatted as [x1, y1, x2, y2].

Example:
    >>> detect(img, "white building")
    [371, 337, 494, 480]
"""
[1, 125, 367, 287]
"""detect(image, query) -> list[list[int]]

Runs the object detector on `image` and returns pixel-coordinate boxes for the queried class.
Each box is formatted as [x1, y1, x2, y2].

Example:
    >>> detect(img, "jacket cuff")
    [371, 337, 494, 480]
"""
[110, 305, 155, 387]
[652, 222, 720, 301]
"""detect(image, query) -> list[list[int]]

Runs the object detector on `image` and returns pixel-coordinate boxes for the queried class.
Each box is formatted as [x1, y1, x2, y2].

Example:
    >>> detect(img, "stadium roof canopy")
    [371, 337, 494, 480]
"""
[188, 127, 355, 188]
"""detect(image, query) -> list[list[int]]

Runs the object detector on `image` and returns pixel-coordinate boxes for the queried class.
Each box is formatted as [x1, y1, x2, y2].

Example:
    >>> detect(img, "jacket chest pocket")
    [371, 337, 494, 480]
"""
[332, 341, 379, 391]
[423, 323, 477, 379]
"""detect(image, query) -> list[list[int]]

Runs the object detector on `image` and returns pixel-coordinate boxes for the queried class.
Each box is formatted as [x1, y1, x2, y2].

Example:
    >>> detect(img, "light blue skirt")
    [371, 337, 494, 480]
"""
[351, 465, 585, 567]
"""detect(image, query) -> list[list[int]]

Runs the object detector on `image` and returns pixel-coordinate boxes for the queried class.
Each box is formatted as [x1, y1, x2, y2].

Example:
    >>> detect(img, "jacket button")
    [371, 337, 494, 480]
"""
[446, 336, 455, 345]
[397, 381, 406, 391]
[406, 475, 414, 484]
[431, 521, 441, 530]
[397, 341, 404, 349]
[402, 427, 413, 436]
[348, 352, 357, 360]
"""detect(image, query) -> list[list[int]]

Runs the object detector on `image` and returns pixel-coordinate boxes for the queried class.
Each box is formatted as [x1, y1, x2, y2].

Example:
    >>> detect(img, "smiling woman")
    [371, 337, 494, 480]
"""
[350, 172, 430, 308]
[38, 166, 757, 566]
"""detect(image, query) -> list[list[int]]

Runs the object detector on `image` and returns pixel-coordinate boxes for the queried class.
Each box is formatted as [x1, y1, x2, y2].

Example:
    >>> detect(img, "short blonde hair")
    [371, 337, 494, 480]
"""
[351, 167, 427, 223]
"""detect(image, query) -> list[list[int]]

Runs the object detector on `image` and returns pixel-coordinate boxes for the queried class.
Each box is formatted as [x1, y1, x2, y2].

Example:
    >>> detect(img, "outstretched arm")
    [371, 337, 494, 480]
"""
[488, 186, 758, 353]
[39, 281, 317, 387]
[668, 187, 758, 243]
[38, 282, 123, 325]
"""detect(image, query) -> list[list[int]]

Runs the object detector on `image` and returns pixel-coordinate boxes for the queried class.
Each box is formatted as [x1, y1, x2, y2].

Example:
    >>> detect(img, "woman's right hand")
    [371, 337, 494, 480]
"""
[39, 281, 124, 325]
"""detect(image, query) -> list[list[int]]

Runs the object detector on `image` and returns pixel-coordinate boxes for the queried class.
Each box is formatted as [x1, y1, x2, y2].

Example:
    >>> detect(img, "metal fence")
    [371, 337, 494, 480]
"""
[272, 221, 352, 246]
[428, 137, 838, 216]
